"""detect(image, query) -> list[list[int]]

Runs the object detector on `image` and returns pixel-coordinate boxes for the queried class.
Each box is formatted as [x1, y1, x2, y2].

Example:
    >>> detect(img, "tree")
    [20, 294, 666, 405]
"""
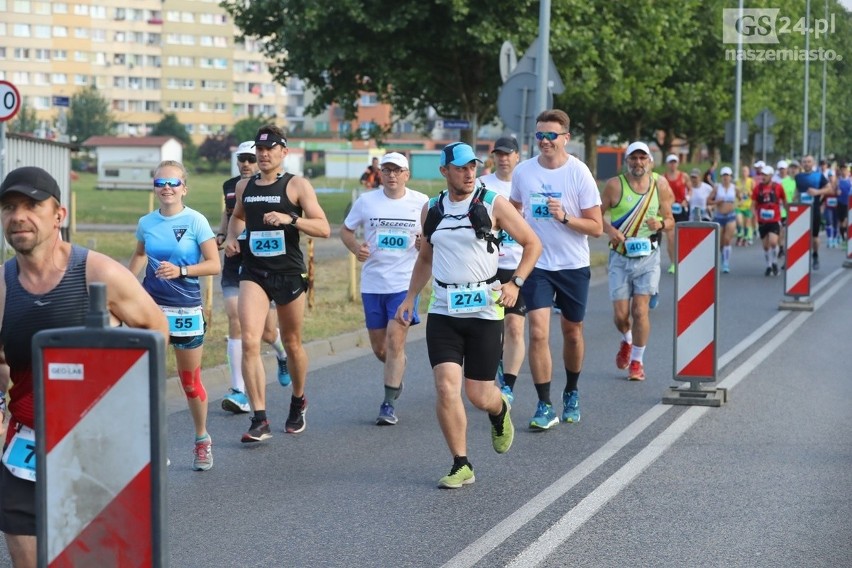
[198, 134, 237, 173]
[223, 0, 531, 145]
[231, 115, 272, 144]
[10, 100, 39, 135]
[151, 113, 195, 162]
[67, 86, 114, 143]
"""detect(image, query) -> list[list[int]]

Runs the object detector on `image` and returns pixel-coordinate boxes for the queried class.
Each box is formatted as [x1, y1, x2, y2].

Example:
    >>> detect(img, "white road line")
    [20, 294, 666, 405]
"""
[442, 267, 849, 568]
[507, 270, 850, 567]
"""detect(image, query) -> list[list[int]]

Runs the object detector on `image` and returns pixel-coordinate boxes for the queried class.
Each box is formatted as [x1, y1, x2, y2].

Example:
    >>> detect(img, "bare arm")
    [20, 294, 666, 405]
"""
[285, 177, 332, 238]
[395, 203, 433, 325]
[224, 178, 248, 257]
[216, 208, 228, 249]
[340, 225, 371, 262]
[600, 176, 624, 246]
[654, 177, 675, 232]
[186, 238, 221, 277]
[128, 240, 147, 278]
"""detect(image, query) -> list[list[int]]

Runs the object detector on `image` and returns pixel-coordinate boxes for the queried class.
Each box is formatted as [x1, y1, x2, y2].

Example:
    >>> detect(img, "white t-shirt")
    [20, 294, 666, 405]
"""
[510, 156, 601, 270]
[478, 172, 522, 270]
[343, 186, 429, 294]
[688, 182, 714, 211]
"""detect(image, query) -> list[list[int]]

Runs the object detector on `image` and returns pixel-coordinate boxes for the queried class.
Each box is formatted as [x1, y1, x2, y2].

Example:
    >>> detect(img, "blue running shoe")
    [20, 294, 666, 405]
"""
[496, 359, 505, 387]
[529, 401, 558, 430]
[277, 357, 291, 387]
[221, 389, 250, 414]
[376, 402, 398, 425]
[649, 293, 659, 310]
[500, 385, 515, 406]
[562, 390, 580, 423]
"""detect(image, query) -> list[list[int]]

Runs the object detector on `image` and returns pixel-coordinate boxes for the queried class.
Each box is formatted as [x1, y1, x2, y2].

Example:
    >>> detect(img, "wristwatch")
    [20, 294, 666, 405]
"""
[180, 266, 188, 278]
[560, 212, 570, 225]
[511, 275, 525, 287]
[289, 213, 299, 225]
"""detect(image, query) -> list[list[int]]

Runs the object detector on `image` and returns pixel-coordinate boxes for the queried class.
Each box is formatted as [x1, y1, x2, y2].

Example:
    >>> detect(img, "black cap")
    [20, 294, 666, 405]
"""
[492, 136, 519, 154]
[0, 166, 61, 202]
[254, 132, 288, 148]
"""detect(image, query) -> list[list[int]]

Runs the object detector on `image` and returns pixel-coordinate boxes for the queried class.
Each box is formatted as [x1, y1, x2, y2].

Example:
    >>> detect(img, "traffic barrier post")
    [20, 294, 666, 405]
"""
[663, 222, 727, 407]
[34, 283, 167, 567]
[779, 202, 814, 311]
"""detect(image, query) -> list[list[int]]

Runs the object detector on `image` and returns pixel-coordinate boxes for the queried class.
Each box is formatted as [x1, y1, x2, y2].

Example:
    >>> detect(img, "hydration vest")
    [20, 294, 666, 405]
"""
[422, 185, 501, 253]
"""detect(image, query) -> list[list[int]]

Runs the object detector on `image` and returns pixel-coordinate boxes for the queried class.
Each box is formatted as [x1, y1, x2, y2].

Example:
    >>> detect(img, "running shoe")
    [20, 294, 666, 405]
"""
[562, 390, 581, 423]
[667, 263, 676, 274]
[285, 397, 307, 433]
[491, 394, 514, 454]
[778, 246, 785, 258]
[627, 361, 646, 381]
[529, 401, 558, 430]
[438, 463, 475, 489]
[616, 340, 632, 370]
[765, 266, 772, 277]
[771, 263, 779, 276]
[277, 357, 291, 387]
[722, 262, 730, 274]
[649, 293, 659, 310]
[241, 419, 272, 443]
[221, 388, 250, 414]
[192, 437, 213, 471]
[496, 359, 505, 387]
[500, 385, 515, 406]
[813, 257, 820, 271]
[376, 402, 398, 426]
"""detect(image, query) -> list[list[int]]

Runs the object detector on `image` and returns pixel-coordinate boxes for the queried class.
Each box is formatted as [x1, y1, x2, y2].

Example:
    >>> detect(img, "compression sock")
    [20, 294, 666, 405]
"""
[272, 331, 286, 359]
[227, 338, 244, 392]
[534, 382, 552, 405]
[383, 385, 401, 405]
[503, 373, 518, 390]
[565, 370, 580, 393]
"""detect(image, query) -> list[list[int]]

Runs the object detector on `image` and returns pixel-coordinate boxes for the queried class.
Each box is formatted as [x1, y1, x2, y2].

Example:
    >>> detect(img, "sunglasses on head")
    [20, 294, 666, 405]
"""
[534, 131, 568, 142]
[237, 154, 257, 163]
[153, 178, 183, 188]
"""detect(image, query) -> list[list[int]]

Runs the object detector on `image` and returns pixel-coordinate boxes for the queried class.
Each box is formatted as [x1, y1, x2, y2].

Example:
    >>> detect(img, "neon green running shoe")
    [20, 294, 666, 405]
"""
[438, 463, 475, 489]
[491, 394, 514, 454]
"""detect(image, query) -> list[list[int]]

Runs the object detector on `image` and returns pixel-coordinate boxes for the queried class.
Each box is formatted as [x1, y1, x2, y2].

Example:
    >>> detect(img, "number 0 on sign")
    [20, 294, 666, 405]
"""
[0, 80, 21, 123]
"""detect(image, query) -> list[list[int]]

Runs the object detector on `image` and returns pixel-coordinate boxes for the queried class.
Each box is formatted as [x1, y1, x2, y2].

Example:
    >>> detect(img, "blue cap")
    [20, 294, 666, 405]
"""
[440, 142, 482, 167]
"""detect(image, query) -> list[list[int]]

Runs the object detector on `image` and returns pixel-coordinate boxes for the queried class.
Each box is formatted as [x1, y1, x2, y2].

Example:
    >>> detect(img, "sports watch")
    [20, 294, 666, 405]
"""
[180, 266, 188, 278]
[511, 275, 525, 287]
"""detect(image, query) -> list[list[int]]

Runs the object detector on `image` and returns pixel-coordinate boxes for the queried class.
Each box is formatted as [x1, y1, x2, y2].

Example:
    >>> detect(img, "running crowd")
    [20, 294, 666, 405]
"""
[0, 112, 846, 566]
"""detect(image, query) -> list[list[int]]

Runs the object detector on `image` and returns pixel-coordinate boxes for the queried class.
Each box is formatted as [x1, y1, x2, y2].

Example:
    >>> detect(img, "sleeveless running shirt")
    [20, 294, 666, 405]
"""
[242, 173, 305, 274]
[1, 245, 89, 434]
[609, 174, 660, 256]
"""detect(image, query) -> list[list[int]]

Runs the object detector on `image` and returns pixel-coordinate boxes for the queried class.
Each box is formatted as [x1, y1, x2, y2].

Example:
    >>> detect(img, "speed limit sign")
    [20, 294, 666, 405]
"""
[0, 80, 21, 123]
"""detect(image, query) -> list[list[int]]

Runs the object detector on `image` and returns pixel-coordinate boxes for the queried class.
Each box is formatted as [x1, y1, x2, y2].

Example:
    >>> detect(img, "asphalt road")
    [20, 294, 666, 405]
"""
[3, 237, 851, 567]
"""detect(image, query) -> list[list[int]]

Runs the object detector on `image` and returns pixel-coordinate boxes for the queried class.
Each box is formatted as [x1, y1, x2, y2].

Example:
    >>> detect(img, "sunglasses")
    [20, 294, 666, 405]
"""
[534, 131, 568, 142]
[237, 155, 257, 163]
[153, 178, 184, 188]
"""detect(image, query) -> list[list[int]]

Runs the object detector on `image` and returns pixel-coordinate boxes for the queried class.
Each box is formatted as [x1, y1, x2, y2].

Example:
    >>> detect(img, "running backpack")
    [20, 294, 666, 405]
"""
[422, 185, 501, 253]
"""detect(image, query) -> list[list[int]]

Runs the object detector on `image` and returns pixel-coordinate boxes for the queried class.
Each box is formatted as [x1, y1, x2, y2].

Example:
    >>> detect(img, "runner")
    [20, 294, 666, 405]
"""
[223, 124, 331, 442]
[217, 141, 291, 414]
[836, 163, 850, 245]
[663, 154, 689, 273]
[687, 168, 713, 222]
[341, 152, 428, 425]
[751, 165, 788, 276]
[129, 160, 221, 471]
[709, 166, 738, 273]
[776, 161, 795, 258]
[478, 137, 525, 403]
[735, 165, 755, 246]
[395, 142, 541, 488]
[0, 166, 168, 568]
[794, 155, 831, 270]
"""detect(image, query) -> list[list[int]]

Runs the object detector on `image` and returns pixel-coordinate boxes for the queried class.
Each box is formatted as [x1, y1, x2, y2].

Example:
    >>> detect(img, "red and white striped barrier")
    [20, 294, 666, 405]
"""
[34, 285, 166, 567]
[780, 203, 813, 310]
[664, 222, 726, 406]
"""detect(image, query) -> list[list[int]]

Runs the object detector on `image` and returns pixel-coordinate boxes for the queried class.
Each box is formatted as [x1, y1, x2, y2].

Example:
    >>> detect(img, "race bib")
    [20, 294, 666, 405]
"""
[162, 305, 204, 337]
[759, 208, 774, 221]
[2, 425, 36, 482]
[624, 237, 653, 258]
[530, 193, 561, 220]
[826, 197, 838, 207]
[376, 229, 409, 251]
[499, 230, 518, 247]
[250, 230, 286, 257]
[447, 283, 489, 314]
[671, 203, 683, 215]
[799, 193, 814, 204]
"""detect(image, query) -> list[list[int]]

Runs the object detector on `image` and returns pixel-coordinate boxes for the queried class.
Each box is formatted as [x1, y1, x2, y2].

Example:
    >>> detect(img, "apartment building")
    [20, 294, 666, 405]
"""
[0, 0, 306, 143]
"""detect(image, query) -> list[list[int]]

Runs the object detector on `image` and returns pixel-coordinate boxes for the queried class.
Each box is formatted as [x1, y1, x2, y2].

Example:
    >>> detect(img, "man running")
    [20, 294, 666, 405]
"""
[794, 155, 831, 270]
[0, 167, 168, 568]
[663, 154, 689, 273]
[601, 142, 674, 381]
[395, 142, 541, 488]
[510, 109, 603, 430]
[217, 141, 291, 415]
[224, 125, 330, 442]
[752, 165, 788, 276]
[341, 152, 428, 425]
[478, 137, 525, 403]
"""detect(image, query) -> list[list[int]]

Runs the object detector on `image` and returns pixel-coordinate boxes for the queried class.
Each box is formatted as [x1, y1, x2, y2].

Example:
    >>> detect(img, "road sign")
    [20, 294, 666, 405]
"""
[754, 108, 776, 129]
[497, 72, 552, 134]
[780, 203, 813, 309]
[754, 133, 775, 154]
[52, 96, 70, 107]
[724, 120, 748, 146]
[499, 41, 518, 83]
[0, 80, 21, 122]
[509, 37, 565, 95]
[442, 119, 470, 130]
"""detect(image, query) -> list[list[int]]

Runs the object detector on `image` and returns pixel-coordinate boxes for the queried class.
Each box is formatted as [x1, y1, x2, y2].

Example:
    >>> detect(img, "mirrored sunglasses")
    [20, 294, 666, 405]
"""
[237, 154, 257, 163]
[153, 178, 183, 188]
[534, 131, 568, 142]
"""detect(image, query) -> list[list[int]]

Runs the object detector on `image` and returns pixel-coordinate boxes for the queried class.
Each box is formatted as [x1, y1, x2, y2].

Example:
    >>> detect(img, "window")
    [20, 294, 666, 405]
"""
[165, 34, 179, 45]
[12, 72, 28, 84]
[75, 51, 88, 62]
[145, 78, 161, 89]
[52, 2, 66, 14]
[13, 24, 31, 37]
[53, 50, 67, 61]
[181, 12, 194, 23]
[13, 1, 30, 13]
[129, 77, 141, 90]
[34, 49, 49, 62]
[0, 23, 5, 36]
[145, 100, 160, 112]
[74, 74, 88, 86]
[113, 77, 126, 88]
[213, 36, 228, 48]
[92, 29, 105, 42]
[32, 73, 49, 85]
[166, 11, 179, 22]
[74, 28, 89, 39]
[180, 34, 195, 46]
[32, 96, 51, 110]
[33, 1, 48, 14]
[359, 93, 378, 106]
[51, 73, 67, 84]
[200, 36, 213, 47]
[13, 48, 30, 60]
[33, 25, 50, 39]
[112, 100, 126, 112]
[73, 4, 88, 15]
[52, 26, 68, 38]
[214, 58, 227, 69]
[91, 6, 105, 19]
[0, 48, 5, 60]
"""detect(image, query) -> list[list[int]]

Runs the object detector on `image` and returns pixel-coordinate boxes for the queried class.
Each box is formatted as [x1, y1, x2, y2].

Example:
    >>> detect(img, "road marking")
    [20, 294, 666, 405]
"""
[443, 268, 849, 568]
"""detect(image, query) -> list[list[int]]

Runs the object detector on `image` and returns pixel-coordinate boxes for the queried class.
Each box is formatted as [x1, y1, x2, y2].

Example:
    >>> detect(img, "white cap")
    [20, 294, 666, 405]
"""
[776, 160, 789, 169]
[665, 154, 679, 163]
[720, 166, 733, 176]
[379, 152, 409, 169]
[761, 165, 774, 175]
[754, 160, 766, 169]
[236, 141, 255, 155]
[625, 141, 652, 159]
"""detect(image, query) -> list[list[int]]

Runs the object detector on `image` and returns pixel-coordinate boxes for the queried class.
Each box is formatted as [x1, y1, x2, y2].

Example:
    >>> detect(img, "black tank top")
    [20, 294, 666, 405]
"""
[242, 173, 305, 274]
[1, 245, 89, 428]
[222, 175, 243, 273]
